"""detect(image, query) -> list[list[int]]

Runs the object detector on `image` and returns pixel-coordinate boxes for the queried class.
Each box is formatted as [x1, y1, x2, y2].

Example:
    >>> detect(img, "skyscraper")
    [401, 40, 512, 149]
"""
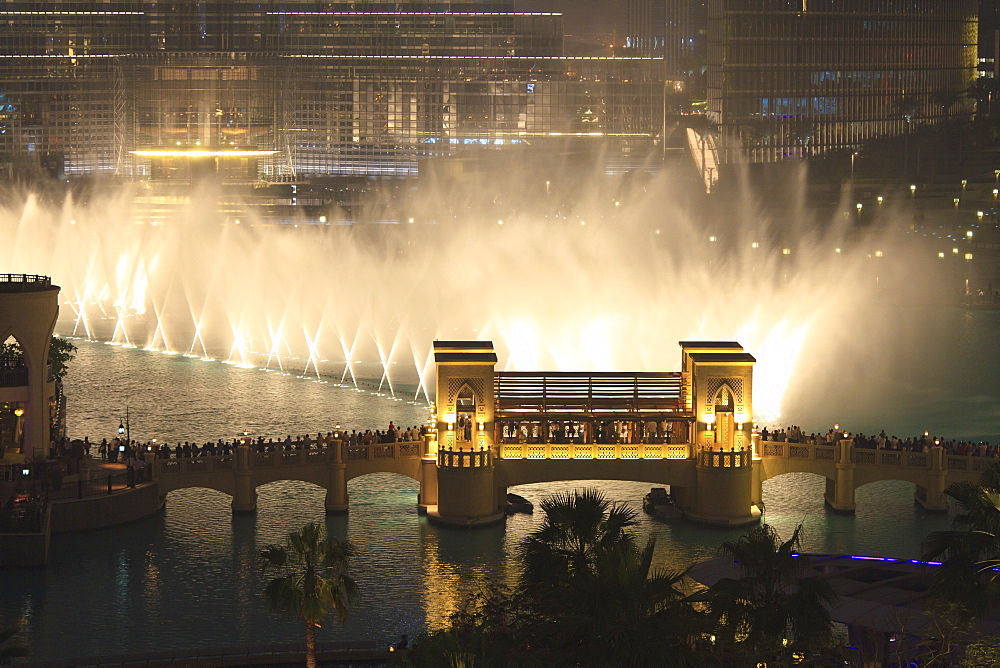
[706, 0, 978, 162]
[0, 1, 666, 180]
[628, 0, 707, 77]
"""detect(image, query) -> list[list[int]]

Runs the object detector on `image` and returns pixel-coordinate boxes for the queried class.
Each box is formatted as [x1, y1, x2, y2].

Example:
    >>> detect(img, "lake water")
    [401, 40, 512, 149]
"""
[0, 324, 996, 662]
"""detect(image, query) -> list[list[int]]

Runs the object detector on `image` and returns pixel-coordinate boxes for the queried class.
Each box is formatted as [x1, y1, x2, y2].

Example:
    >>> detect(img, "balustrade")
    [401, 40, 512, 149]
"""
[156, 441, 423, 478]
[497, 442, 691, 460]
[755, 440, 999, 476]
[699, 449, 751, 468]
[437, 447, 492, 468]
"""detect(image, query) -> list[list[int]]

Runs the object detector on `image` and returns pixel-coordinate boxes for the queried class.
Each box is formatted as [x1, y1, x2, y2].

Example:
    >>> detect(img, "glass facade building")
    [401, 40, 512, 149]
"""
[706, 0, 978, 162]
[0, 1, 666, 180]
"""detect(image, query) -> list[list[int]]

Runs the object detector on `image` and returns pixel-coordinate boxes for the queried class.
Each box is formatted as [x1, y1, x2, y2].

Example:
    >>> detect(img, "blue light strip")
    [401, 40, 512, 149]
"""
[790, 553, 943, 566]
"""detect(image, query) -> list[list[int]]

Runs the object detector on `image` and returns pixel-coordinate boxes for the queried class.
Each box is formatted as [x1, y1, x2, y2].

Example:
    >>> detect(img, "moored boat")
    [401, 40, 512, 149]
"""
[505, 492, 534, 515]
[643, 487, 683, 521]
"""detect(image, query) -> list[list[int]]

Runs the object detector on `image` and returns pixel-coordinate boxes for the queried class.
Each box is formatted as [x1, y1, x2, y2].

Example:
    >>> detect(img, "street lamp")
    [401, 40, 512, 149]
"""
[118, 405, 130, 449]
[13, 407, 24, 453]
[851, 151, 858, 180]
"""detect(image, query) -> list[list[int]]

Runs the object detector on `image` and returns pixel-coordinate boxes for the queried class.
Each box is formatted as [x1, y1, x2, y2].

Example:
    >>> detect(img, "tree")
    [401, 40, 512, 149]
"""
[520, 488, 638, 593]
[966, 78, 1000, 118]
[921, 462, 1000, 618]
[520, 489, 704, 667]
[931, 89, 964, 121]
[47, 337, 76, 381]
[697, 524, 838, 664]
[0, 336, 76, 380]
[259, 522, 359, 668]
[741, 117, 779, 161]
[409, 580, 546, 668]
[542, 537, 704, 667]
[411, 489, 707, 666]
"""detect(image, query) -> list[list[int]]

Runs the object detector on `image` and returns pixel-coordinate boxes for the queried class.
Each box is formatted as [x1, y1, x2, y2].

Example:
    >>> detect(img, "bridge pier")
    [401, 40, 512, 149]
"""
[685, 449, 760, 527]
[231, 446, 257, 514]
[431, 453, 504, 527]
[417, 433, 439, 513]
[915, 446, 950, 511]
[325, 440, 349, 514]
[824, 440, 856, 512]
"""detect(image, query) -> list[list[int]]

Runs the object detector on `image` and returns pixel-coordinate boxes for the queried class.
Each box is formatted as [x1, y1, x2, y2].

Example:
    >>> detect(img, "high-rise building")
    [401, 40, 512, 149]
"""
[980, 0, 1000, 78]
[0, 1, 667, 180]
[706, 0, 978, 163]
[628, 0, 707, 77]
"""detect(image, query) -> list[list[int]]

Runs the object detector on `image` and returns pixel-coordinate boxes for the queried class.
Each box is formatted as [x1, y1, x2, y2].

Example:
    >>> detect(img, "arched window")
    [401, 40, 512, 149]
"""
[456, 386, 475, 443]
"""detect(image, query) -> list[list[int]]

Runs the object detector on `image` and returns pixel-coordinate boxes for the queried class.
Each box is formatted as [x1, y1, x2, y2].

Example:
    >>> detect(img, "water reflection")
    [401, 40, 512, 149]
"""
[2, 329, 989, 661]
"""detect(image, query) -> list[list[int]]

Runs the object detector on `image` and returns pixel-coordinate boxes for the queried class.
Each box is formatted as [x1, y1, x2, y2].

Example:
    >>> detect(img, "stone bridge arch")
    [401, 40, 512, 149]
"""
[159, 476, 237, 498]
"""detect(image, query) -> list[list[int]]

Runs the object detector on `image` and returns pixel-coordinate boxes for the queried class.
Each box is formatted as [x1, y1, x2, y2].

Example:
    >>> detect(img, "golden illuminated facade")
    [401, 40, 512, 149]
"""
[0, 2, 666, 180]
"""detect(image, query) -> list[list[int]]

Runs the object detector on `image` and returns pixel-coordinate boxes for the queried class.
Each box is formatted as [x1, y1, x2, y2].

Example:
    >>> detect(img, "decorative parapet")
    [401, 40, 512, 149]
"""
[498, 442, 690, 460]
[156, 442, 428, 473]
[758, 440, 997, 474]
[698, 448, 752, 468]
[0, 274, 53, 293]
[437, 447, 492, 468]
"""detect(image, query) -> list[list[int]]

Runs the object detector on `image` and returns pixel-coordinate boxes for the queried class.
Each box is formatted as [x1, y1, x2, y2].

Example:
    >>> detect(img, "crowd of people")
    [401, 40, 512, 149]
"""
[761, 425, 993, 456]
[0, 489, 45, 533]
[86, 421, 428, 461]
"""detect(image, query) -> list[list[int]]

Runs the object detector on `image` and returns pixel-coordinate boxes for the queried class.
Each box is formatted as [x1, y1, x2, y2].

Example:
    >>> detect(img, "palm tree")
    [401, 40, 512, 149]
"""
[259, 522, 359, 668]
[966, 78, 1000, 118]
[548, 537, 704, 667]
[931, 89, 964, 121]
[519, 489, 705, 666]
[520, 488, 638, 592]
[699, 524, 838, 663]
[741, 117, 779, 162]
[922, 463, 1000, 618]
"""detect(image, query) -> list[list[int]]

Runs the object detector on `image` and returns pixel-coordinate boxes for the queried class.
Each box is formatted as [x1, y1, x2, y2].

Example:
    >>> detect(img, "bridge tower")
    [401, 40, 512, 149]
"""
[680, 341, 760, 526]
[0, 275, 60, 464]
[428, 341, 504, 527]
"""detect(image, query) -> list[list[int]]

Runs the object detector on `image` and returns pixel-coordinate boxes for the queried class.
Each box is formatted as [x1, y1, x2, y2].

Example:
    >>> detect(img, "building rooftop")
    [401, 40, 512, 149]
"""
[689, 553, 1000, 637]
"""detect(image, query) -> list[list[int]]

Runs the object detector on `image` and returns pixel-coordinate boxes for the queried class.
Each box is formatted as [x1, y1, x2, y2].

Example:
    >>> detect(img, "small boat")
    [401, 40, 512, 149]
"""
[505, 492, 534, 515]
[643, 487, 683, 521]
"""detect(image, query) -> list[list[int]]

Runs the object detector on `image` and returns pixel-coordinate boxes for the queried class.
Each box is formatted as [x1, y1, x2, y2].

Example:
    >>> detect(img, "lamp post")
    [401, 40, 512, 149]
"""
[851, 151, 858, 181]
[118, 405, 130, 452]
[13, 407, 24, 454]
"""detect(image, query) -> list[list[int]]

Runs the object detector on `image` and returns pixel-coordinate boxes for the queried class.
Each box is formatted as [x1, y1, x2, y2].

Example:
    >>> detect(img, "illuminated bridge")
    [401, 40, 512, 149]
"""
[151, 340, 980, 528]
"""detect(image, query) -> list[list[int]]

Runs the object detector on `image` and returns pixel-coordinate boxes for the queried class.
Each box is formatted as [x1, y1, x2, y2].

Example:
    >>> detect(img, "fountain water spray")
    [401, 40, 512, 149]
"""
[0, 165, 945, 419]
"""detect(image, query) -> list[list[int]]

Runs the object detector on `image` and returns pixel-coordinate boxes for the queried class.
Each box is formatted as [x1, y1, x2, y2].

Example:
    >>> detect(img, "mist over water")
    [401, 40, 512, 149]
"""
[0, 162, 950, 421]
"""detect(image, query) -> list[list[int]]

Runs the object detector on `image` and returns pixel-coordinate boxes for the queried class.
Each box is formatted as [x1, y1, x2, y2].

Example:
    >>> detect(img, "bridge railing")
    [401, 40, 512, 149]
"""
[159, 455, 239, 475]
[157, 441, 426, 475]
[345, 441, 422, 462]
[498, 442, 690, 460]
[760, 442, 837, 463]
[438, 447, 492, 468]
[698, 448, 752, 468]
[944, 454, 997, 473]
[761, 440, 999, 475]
